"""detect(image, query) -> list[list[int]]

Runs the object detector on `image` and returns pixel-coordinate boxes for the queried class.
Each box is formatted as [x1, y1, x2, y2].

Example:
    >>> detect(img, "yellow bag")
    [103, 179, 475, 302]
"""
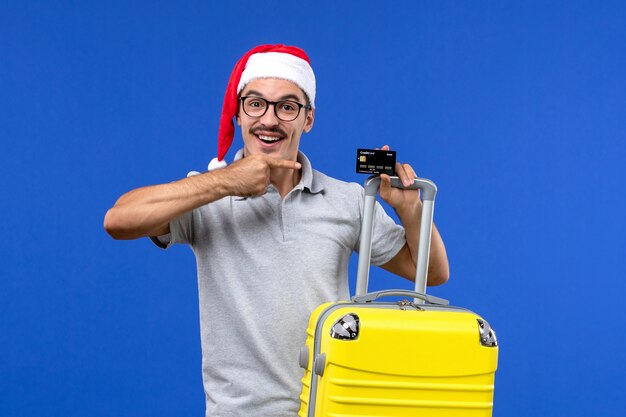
[298, 177, 498, 417]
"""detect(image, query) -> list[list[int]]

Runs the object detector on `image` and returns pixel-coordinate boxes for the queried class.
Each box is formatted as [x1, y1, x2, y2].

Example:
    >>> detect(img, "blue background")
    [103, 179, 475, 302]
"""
[2, 1, 625, 416]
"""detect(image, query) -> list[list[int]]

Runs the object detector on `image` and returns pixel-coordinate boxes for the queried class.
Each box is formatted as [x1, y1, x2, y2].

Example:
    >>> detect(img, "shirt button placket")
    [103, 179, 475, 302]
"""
[281, 196, 290, 242]
[266, 186, 284, 240]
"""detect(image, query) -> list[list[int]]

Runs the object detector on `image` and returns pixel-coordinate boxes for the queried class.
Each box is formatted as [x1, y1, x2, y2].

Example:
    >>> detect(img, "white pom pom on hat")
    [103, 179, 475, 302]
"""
[208, 157, 228, 171]
[213, 44, 316, 168]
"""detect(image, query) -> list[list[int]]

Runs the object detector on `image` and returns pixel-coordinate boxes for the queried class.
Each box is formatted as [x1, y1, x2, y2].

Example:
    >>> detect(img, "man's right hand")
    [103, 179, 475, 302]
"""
[220, 154, 302, 197]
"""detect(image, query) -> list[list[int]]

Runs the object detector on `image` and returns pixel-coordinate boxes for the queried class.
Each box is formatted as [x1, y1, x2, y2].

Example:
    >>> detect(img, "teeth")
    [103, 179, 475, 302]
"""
[258, 135, 282, 142]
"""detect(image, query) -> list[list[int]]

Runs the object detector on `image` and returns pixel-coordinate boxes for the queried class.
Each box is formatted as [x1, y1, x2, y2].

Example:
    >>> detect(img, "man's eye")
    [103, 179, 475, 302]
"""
[279, 102, 296, 112]
[248, 100, 264, 108]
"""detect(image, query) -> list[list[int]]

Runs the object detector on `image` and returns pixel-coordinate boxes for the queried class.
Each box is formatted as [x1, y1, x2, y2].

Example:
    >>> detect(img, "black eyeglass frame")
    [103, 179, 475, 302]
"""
[239, 96, 311, 121]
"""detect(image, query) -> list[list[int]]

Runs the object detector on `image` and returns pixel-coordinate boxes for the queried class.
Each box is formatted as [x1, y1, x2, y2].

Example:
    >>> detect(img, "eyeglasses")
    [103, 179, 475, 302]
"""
[240, 96, 310, 121]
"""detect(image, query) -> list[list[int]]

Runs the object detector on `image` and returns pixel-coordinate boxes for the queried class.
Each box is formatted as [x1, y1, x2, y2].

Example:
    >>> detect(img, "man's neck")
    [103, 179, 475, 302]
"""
[270, 167, 302, 198]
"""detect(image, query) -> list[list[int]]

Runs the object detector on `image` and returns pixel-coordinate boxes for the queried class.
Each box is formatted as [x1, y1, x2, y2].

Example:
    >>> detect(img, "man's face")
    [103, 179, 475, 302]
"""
[237, 78, 314, 161]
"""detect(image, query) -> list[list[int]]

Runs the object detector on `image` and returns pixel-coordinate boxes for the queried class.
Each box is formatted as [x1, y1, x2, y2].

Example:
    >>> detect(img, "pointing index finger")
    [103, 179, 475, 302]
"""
[265, 156, 302, 170]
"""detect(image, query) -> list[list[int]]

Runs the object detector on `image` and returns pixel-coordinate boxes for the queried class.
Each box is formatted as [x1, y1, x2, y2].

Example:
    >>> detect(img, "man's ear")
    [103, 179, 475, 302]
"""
[303, 108, 315, 133]
[236, 114, 241, 126]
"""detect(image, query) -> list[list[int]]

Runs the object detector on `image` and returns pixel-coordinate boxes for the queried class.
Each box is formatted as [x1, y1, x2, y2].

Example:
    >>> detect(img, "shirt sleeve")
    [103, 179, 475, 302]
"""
[149, 209, 195, 249]
[352, 184, 406, 266]
[369, 199, 406, 266]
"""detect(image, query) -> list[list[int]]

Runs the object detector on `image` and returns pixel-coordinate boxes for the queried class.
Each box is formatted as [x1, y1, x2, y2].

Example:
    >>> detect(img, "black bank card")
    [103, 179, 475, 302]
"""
[356, 149, 396, 175]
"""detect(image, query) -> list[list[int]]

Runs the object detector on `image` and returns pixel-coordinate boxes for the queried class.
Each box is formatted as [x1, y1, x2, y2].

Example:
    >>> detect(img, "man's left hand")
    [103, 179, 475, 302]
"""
[378, 145, 421, 212]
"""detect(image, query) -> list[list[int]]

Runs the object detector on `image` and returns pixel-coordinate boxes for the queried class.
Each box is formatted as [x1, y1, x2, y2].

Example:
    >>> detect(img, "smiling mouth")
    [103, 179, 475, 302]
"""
[257, 134, 284, 144]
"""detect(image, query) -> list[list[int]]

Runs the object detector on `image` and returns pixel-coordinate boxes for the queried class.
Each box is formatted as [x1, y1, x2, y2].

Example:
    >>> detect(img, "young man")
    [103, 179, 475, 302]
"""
[104, 44, 449, 416]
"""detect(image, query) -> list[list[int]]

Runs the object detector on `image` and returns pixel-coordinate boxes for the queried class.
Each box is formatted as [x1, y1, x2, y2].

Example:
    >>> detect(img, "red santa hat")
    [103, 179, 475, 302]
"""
[208, 44, 316, 170]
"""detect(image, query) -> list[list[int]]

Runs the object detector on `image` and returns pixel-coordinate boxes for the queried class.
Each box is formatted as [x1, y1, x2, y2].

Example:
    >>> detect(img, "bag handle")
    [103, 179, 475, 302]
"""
[355, 176, 438, 304]
[352, 289, 449, 306]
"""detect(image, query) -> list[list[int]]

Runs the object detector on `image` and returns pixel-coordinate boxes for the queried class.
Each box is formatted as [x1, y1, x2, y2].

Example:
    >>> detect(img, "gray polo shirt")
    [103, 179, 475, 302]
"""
[154, 151, 405, 417]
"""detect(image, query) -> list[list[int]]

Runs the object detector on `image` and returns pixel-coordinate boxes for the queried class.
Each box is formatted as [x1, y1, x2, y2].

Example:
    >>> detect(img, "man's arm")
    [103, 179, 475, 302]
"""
[377, 146, 450, 286]
[103, 155, 301, 240]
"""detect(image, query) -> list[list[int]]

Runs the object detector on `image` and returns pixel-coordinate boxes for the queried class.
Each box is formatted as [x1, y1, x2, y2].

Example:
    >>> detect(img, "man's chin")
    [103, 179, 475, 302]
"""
[243, 139, 299, 161]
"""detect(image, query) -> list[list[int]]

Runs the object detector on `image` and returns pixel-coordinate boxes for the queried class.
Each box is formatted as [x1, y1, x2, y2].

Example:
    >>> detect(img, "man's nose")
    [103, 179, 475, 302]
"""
[259, 104, 280, 125]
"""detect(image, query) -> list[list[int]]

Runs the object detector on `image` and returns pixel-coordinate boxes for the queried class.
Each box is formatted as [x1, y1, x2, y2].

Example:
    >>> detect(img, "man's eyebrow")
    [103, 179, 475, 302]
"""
[242, 89, 264, 97]
[242, 90, 304, 103]
[278, 93, 303, 102]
